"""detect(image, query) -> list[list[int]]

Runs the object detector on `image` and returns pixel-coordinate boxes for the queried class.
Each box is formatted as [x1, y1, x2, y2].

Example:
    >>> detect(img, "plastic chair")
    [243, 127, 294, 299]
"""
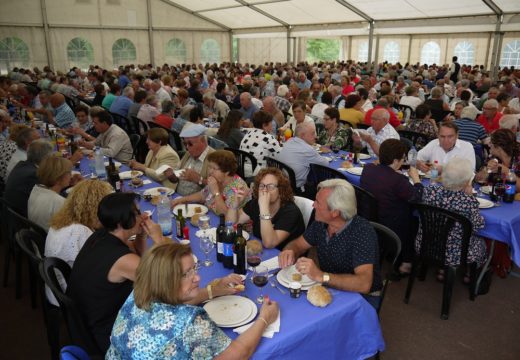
[294, 196, 315, 229]
[351, 184, 378, 222]
[148, 121, 185, 156]
[224, 147, 257, 182]
[60, 345, 91, 360]
[130, 115, 149, 136]
[370, 222, 401, 315]
[307, 163, 349, 199]
[129, 134, 140, 155]
[398, 130, 433, 151]
[265, 156, 299, 195]
[404, 203, 476, 320]
[208, 136, 228, 150]
[109, 112, 131, 134]
[41, 257, 102, 357]
[397, 104, 415, 123]
[340, 119, 356, 129]
[357, 123, 370, 130]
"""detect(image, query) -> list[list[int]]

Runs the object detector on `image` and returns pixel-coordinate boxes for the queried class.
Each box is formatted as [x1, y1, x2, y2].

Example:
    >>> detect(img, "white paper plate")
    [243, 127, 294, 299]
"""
[480, 185, 492, 195]
[277, 265, 318, 287]
[119, 170, 143, 180]
[203, 295, 257, 328]
[477, 197, 494, 209]
[196, 227, 249, 243]
[173, 204, 208, 218]
[345, 167, 364, 176]
[358, 153, 371, 160]
[143, 187, 174, 196]
[104, 161, 122, 167]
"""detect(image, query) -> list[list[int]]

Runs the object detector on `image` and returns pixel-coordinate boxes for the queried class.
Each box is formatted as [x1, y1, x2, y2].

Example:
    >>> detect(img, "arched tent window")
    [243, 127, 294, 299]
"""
[500, 40, 520, 68]
[200, 39, 220, 64]
[112, 38, 136, 67]
[420, 41, 440, 65]
[383, 41, 400, 63]
[358, 42, 368, 62]
[67, 37, 94, 69]
[165, 38, 187, 64]
[454, 41, 474, 65]
[0, 37, 29, 73]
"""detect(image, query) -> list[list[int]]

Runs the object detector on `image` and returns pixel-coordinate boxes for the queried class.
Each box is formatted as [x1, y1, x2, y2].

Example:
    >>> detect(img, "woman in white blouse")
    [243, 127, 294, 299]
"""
[44, 179, 113, 306]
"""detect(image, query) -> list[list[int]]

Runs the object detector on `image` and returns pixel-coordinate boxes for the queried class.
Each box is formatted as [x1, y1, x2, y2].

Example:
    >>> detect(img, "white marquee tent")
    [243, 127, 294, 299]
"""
[0, 0, 519, 74]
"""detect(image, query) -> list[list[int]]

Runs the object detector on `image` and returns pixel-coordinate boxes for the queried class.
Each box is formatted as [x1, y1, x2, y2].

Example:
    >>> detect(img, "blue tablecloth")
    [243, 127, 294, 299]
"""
[324, 152, 520, 265]
[79, 158, 386, 359]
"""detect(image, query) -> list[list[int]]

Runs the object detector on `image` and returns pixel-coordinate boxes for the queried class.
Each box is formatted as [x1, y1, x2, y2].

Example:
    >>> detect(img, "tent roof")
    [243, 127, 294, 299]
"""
[165, 0, 520, 30]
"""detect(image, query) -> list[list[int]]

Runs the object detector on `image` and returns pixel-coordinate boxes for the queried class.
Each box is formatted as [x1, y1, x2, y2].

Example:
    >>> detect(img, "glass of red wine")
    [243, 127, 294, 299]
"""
[252, 265, 269, 304]
[330, 144, 340, 160]
[247, 255, 262, 271]
[494, 182, 505, 207]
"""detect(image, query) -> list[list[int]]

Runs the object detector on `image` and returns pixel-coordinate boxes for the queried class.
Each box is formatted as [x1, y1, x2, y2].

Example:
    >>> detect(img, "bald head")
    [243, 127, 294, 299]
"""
[371, 108, 390, 132]
[50, 93, 65, 108]
[295, 122, 316, 145]
[240, 92, 252, 108]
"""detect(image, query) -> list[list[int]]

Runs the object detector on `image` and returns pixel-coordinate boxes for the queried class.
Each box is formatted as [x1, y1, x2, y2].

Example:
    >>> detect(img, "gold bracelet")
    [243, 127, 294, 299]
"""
[257, 317, 269, 328]
[207, 284, 213, 300]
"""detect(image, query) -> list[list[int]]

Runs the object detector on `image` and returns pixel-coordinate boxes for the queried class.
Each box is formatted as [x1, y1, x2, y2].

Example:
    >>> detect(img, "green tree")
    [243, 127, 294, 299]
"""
[307, 39, 340, 62]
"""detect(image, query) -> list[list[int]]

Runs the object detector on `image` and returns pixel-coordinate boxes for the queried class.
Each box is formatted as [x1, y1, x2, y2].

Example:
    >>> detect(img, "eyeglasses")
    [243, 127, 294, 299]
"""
[258, 183, 278, 191]
[183, 140, 195, 147]
[182, 263, 200, 279]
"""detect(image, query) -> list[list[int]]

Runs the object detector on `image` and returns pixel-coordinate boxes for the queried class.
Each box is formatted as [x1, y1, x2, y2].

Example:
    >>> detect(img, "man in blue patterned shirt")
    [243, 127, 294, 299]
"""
[49, 93, 75, 128]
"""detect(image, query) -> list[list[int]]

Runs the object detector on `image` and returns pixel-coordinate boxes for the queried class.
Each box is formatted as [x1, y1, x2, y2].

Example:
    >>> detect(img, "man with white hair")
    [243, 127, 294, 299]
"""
[353, 108, 399, 158]
[152, 79, 171, 105]
[454, 106, 488, 145]
[202, 91, 229, 120]
[477, 99, 502, 133]
[239, 92, 259, 122]
[329, 85, 346, 109]
[499, 114, 520, 142]
[279, 178, 383, 309]
[296, 72, 311, 90]
[274, 84, 292, 113]
[109, 86, 134, 118]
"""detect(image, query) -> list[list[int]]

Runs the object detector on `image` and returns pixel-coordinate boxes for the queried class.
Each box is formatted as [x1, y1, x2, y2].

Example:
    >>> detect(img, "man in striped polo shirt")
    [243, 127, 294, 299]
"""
[454, 106, 488, 146]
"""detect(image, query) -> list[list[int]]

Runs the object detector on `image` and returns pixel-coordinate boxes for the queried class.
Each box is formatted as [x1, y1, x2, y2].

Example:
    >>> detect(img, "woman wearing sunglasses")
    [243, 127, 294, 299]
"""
[227, 167, 305, 250]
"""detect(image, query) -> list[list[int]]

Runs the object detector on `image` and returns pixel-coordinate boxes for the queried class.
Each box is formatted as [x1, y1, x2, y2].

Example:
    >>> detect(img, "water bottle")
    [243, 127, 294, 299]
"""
[157, 190, 172, 235]
[94, 147, 106, 179]
[408, 146, 418, 167]
[430, 160, 439, 184]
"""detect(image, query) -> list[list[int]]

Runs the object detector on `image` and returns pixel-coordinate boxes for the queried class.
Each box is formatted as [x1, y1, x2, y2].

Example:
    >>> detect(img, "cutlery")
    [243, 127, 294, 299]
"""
[270, 279, 286, 294]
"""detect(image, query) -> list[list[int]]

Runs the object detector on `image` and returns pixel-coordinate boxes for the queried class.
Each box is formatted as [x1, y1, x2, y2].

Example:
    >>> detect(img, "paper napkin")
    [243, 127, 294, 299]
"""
[233, 311, 281, 338]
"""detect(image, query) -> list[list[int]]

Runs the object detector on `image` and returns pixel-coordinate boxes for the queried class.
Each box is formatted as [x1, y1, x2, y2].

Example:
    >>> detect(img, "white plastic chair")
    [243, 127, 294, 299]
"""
[294, 196, 314, 228]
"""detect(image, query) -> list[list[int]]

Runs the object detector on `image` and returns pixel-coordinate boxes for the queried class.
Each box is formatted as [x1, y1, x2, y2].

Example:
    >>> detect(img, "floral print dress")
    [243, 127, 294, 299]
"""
[106, 292, 231, 359]
[317, 125, 354, 151]
[201, 174, 250, 215]
[415, 184, 487, 267]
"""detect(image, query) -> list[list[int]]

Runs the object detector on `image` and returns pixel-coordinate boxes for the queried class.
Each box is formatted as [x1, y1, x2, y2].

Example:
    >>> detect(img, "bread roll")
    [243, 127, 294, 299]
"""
[307, 285, 332, 307]
[292, 273, 302, 281]
[190, 213, 201, 227]
[246, 240, 263, 256]
[234, 284, 245, 291]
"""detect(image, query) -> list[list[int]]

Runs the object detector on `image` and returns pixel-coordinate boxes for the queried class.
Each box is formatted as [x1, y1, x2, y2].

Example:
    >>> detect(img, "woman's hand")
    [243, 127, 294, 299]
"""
[408, 166, 421, 184]
[130, 160, 145, 171]
[170, 197, 184, 208]
[207, 176, 219, 195]
[212, 273, 245, 297]
[258, 297, 279, 325]
[141, 217, 164, 244]
[258, 188, 270, 214]
[487, 158, 499, 173]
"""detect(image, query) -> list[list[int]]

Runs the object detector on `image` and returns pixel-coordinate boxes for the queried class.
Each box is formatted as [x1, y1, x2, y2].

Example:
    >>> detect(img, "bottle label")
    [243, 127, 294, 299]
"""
[223, 243, 233, 256]
[217, 242, 223, 254]
[505, 183, 516, 195]
[233, 253, 237, 266]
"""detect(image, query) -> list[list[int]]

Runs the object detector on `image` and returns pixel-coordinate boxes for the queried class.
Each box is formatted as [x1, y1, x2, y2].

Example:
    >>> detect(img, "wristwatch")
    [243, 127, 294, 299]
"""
[198, 177, 203, 186]
[259, 214, 272, 220]
[322, 273, 330, 285]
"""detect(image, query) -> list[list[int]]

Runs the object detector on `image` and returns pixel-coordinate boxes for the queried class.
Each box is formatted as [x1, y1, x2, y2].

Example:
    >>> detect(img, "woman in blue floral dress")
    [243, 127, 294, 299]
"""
[107, 243, 279, 359]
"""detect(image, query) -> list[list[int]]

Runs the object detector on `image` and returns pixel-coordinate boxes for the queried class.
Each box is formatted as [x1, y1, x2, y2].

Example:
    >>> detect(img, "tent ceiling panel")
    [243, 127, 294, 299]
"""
[493, 0, 520, 13]
[346, 0, 492, 21]
[199, 7, 281, 28]
[167, 0, 239, 12]
[254, 0, 364, 25]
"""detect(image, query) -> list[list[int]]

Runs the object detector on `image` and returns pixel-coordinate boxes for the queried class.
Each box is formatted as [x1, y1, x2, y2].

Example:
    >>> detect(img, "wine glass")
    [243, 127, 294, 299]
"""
[494, 182, 505, 207]
[199, 235, 214, 267]
[330, 144, 340, 160]
[252, 265, 269, 304]
[198, 215, 210, 237]
[247, 254, 262, 272]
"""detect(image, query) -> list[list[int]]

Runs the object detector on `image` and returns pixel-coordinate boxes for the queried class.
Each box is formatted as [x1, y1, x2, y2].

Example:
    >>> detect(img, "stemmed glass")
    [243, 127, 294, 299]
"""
[252, 265, 269, 304]
[330, 144, 340, 160]
[199, 235, 214, 267]
[494, 182, 505, 207]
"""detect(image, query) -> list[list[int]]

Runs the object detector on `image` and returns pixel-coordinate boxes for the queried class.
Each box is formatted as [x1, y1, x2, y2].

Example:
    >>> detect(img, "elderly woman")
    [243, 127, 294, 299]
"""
[339, 93, 365, 126]
[240, 110, 282, 173]
[227, 167, 305, 250]
[107, 243, 279, 359]
[171, 150, 249, 215]
[278, 101, 316, 134]
[137, 94, 160, 123]
[405, 104, 438, 140]
[44, 179, 113, 306]
[317, 107, 354, 151]
[361, 139, 423, 275]
[0, 123, 26, 183]
[129, 128, 180, 189]
[28, 155, 75, 231]
[154, 99, 175, 129]
[215, 109, 244, 149]
[416, 157, 487, 282]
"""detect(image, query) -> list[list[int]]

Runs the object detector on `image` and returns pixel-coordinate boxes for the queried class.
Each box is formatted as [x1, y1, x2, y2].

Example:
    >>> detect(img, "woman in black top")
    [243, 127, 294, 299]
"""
[216, 109, 244, 149]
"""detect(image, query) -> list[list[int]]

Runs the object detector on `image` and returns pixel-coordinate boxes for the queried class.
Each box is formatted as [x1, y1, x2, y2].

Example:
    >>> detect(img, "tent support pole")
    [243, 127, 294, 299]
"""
[286, 27, 291, 64]
[229, 31, 234, 62]
[146, 0, 155, 66]
[407, 35, 412, 64]
[40, 0, 53, 69]
[367, 20, 374, 74]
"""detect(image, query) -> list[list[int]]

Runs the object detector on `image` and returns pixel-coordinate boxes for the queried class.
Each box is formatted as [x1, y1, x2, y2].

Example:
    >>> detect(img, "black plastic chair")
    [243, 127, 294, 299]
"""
[265, 156, 299, 195]
[340, 119, 356, 129]
[224, 147, 257, 183]
[351, 184, 378, 222]
[63, 95, 78, 110]
[130, 115, 149, 136]
[109, 112, 131, 134]
[370, 222, 402, 315]
[17, 229, 61, 359]
[129, 134, 140, 156]
[41, 257, 102, 357]
[148, 121, 185, 157]
[398, 130, 433, 151]
[404, 203, 476, 320]
[357, 123, 370, 130]
[397, 104, 415, 123]
[307, 163, 349, 199]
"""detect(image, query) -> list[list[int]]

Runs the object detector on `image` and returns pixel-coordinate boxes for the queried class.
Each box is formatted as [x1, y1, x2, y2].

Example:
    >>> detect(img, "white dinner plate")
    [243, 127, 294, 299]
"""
[480, 185, 492, 195]
[104, 161, 122, 167]
[173, 204, 208, 218]
[277, 265, 317, 287]
[143, 187, 175, 196]
[345, 167, 364, 176]
[118, 170, 143, 180]
[276, 272, 317, 291]
[358, 153, 371, 160]
[477, 197, 494, 209]
[196, 227, 250, 243]
[203, 295, 257, 327]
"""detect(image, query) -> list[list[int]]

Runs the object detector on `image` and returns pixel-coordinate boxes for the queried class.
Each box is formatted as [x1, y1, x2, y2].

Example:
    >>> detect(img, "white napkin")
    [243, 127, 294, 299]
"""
[142, 179, 152, 185]
[233, 311, 281, 338]
[260, 256, 280, 272]
[155, 164, 172, 174]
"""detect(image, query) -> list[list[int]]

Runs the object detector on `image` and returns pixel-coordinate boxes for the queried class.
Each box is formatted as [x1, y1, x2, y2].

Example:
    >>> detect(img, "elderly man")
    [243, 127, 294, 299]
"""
[477, 99, 503, 134]
[76, 108, 133, 163]
[354, 108, 399, 158]
[454, 106, 488, 145]
[109, 86, 134, 118]
[296, 72, 312, 90]
[276, 122, 328, 191]
[263, 96, 285, 130]
[4, 139, 53, 216]
[6, 127, 40, 180]
[152, 79, 171, 105]
[416, 122, 476, 173]
[49, 93, 75, 128]
[364, 98, 401, 128]
[274, 84, 292, 113]
[279, 179, 382, 309]
[202, 91, 229, 120]
[164, 124, 215, 196]
[329, 85, 346, 109]
[239, 92, 259, 124]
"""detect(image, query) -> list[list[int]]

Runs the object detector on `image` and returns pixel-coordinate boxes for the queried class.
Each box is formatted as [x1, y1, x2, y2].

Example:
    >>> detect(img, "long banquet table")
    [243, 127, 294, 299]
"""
[78, 158, 385, 360]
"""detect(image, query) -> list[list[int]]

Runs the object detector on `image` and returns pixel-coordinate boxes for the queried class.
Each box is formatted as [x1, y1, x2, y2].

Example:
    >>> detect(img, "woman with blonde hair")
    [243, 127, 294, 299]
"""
[44, 179, 113, 305]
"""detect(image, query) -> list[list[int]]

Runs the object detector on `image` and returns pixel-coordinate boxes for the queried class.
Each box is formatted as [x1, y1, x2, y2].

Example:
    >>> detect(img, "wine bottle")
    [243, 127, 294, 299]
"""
[223, 221, 235, 269]
[233, 224, 247, 275]
[216, 214, 225, 262]
[176, 209, 185, 240]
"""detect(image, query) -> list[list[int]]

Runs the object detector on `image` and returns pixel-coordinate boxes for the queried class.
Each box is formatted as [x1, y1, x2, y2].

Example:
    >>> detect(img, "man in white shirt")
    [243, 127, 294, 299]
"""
[353, 109, 399, 158]
[152, 79, 171, 107]
[416, 122, 476, 173]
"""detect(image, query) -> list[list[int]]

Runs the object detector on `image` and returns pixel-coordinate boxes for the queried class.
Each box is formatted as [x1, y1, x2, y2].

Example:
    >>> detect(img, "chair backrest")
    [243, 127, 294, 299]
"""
[4, 199, 47, 241]
[224, 147, 257, 180]
[315, 123, 325, 134]
[398, 104, 415, 123]
[40, 257, 102, 356]
[357, 123, 370, 130]
[307, 163, 349, 199]
[129, 133, 140, 153]
[294, 196, 315, 228]
[412, 203, 473, 267]
[16, 229, 45, 268]
[352, 184, 378, 222]
[398, 130, 432, 151]
[265, 156, 298, 194]
[208, 136, 228, 150]
[109, 112, 131, 134]
[130, 115, 149, 136]
[64, 95, 78, 110]
[148, 121, 184, 155]
[340, 119, 356, 129]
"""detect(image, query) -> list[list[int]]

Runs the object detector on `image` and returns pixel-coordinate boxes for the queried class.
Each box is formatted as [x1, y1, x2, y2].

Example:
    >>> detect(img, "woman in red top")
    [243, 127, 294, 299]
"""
[154, 100, 175, 129]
